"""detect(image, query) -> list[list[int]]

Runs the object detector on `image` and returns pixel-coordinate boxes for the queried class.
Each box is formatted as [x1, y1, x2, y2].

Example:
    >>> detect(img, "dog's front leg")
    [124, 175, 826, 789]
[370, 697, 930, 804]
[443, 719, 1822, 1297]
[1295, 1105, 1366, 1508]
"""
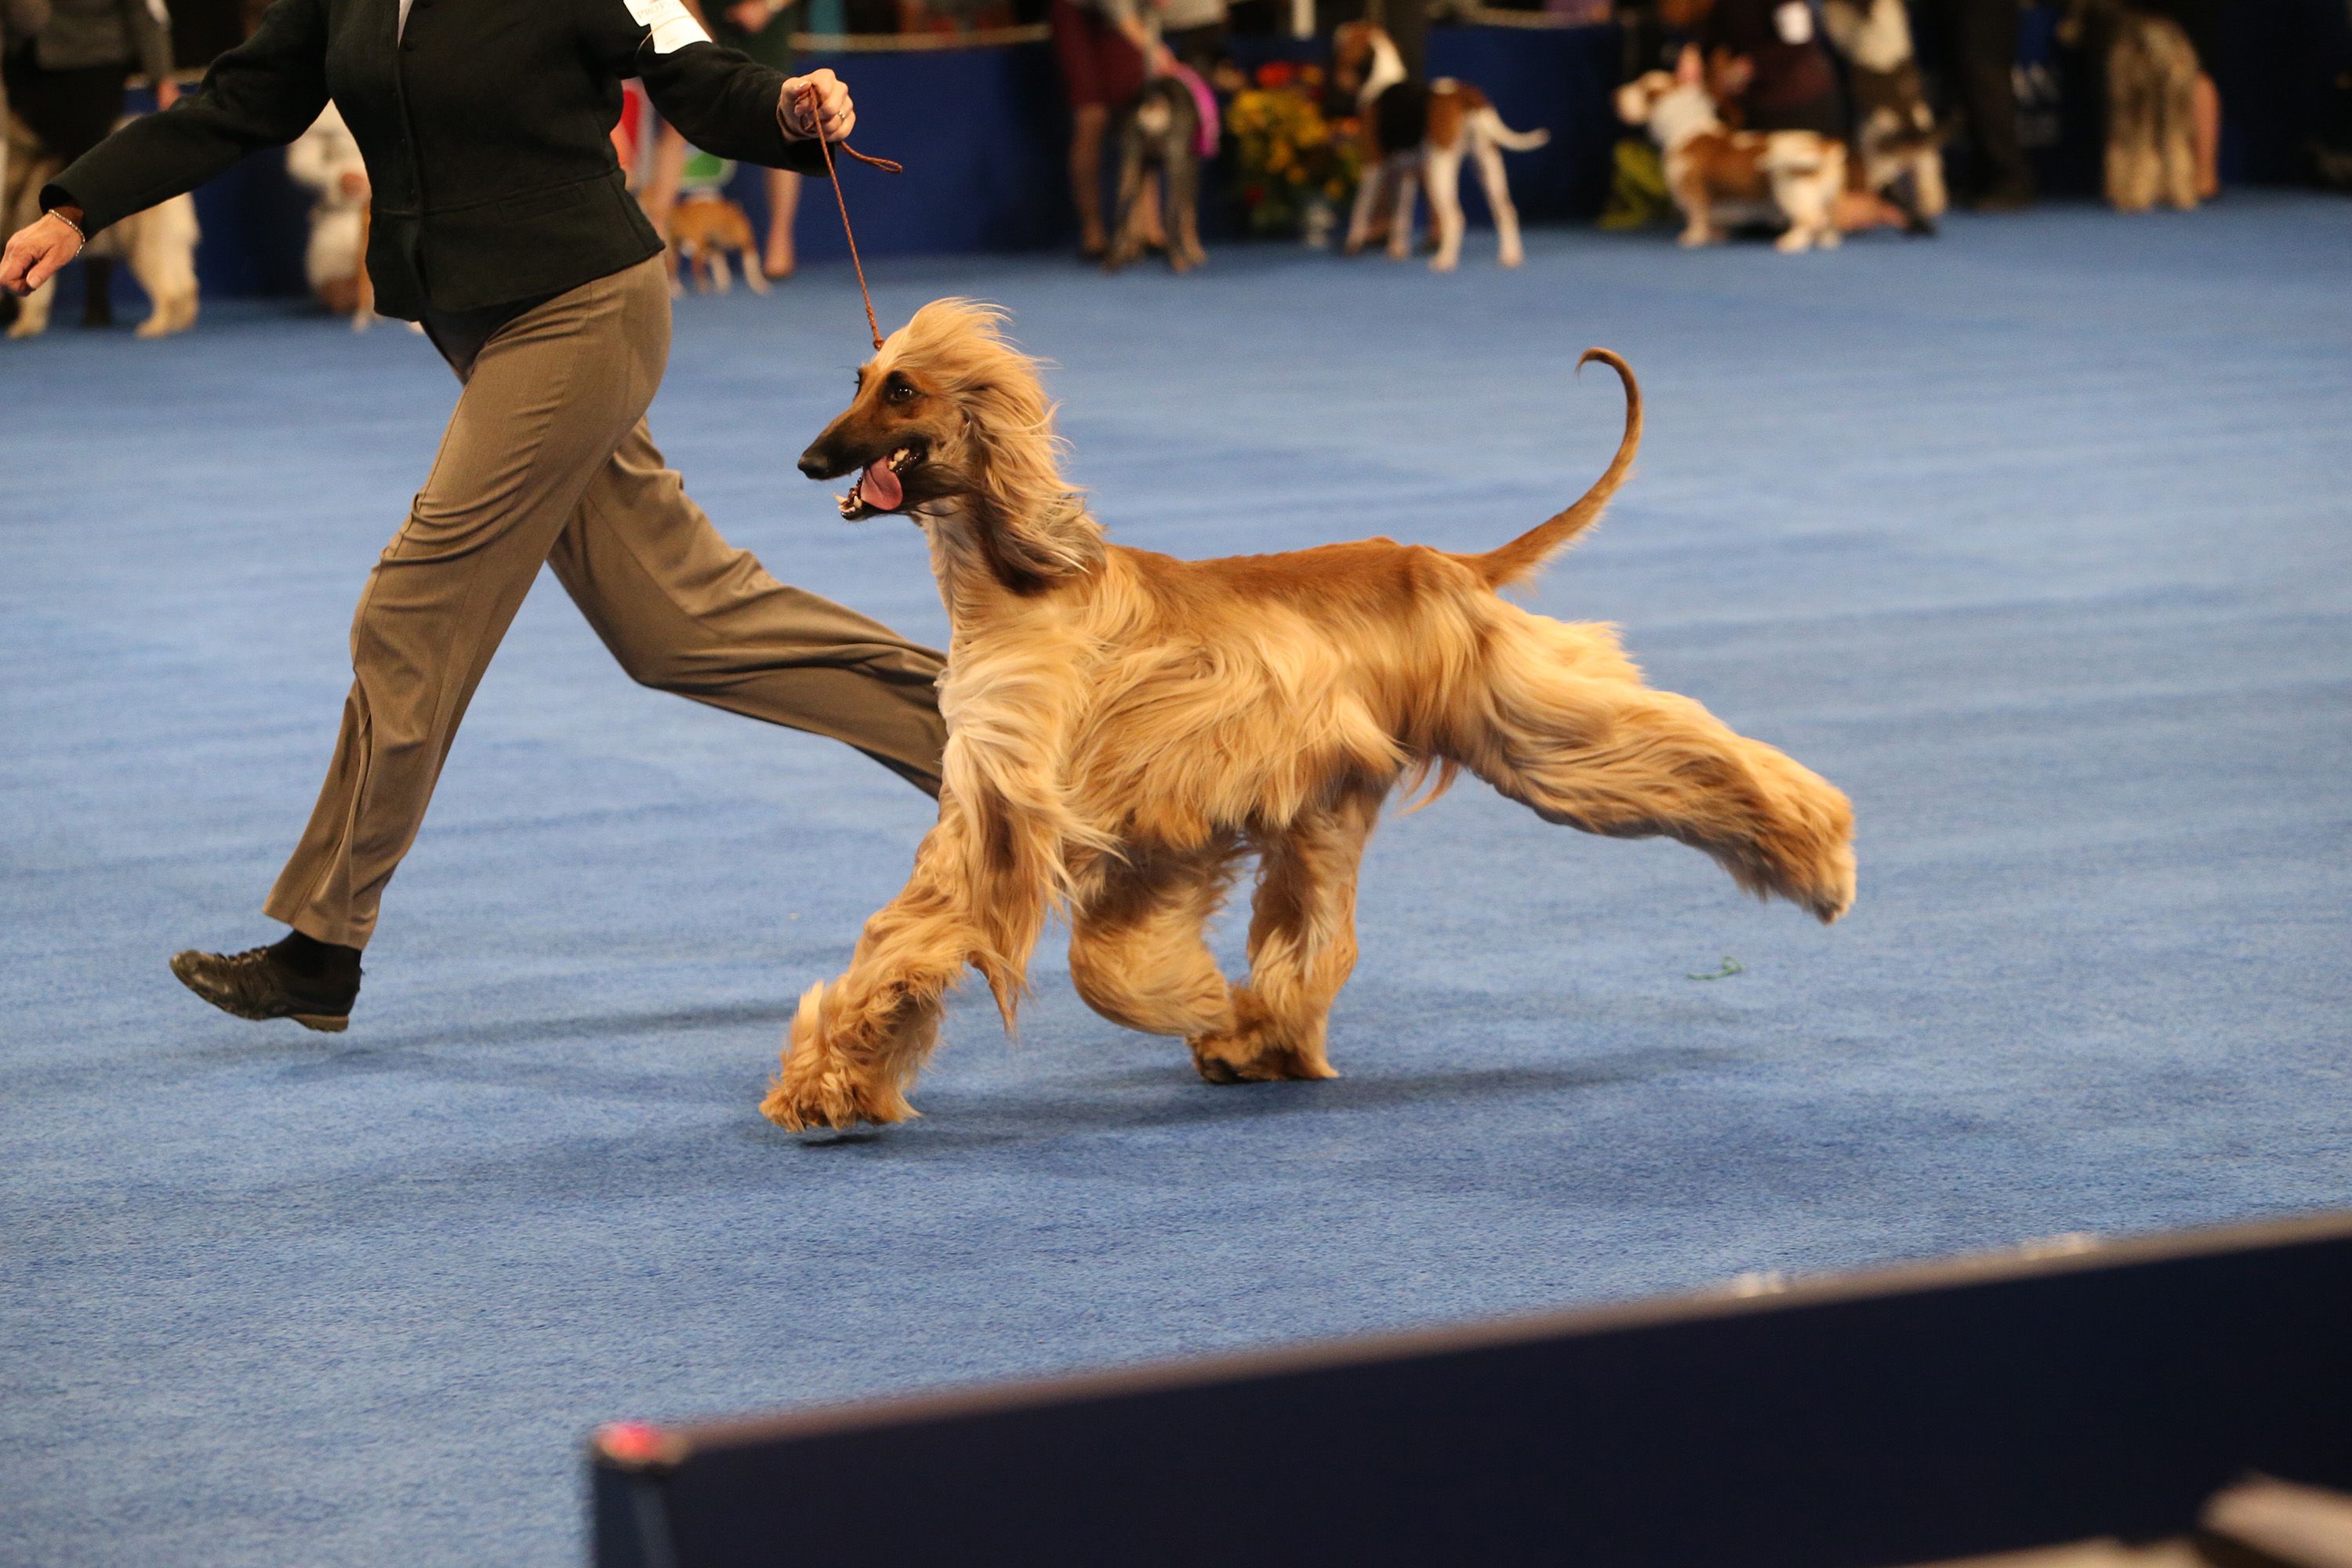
[764, 810, 991, 1131]
[1673, 173, 1719, 247]
[1387, 162, 1421, 260]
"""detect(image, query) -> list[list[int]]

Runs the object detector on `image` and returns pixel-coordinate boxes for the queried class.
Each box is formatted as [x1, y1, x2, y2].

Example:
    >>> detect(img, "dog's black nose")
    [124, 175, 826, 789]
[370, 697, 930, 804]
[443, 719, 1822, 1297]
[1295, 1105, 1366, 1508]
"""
[797, 447, 830, 479]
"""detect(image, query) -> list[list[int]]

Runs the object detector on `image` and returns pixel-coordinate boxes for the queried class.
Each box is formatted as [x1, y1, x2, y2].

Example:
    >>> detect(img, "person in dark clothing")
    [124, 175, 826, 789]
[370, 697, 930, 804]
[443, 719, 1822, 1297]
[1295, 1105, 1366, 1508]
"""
[1922, 0, 2036, 207]
[1698, 0, 1847, 135]
[0, 0, 56, 225]
[3, 0, 175, 323]
[1, 0, 950, 1033]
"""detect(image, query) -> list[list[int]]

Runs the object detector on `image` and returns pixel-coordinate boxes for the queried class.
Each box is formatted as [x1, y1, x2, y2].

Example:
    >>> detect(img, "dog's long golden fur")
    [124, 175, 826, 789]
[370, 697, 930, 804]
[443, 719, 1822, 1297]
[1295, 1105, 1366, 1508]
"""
[765, 300, 1855, 1130]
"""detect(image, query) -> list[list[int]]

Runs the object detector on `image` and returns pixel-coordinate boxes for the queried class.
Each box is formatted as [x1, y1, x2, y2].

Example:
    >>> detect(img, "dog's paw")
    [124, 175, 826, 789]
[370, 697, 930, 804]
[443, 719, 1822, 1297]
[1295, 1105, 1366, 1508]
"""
[761, 981, 917, 1132]
[760, 1071, 914, 1131]
[1189, 1025, 1340, 1086]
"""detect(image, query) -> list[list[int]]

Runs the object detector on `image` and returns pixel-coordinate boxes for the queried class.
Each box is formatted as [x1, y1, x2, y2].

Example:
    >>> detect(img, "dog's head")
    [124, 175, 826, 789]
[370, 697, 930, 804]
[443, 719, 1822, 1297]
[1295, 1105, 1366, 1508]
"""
[797, 299, 1104, 590]
[1616, 51, 1716, 142]
[1613, 69, 1678, 128]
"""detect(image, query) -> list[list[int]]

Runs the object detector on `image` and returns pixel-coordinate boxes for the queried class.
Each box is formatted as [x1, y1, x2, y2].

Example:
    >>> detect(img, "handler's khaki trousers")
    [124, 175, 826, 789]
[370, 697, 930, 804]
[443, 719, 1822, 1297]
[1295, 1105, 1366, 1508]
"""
[263, 256, 946, 949]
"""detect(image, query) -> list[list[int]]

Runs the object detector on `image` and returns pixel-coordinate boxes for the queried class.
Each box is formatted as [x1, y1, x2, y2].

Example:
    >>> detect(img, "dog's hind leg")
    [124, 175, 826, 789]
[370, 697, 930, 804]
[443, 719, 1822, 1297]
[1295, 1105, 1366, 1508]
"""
[1458, 611, 1856, 923]
[1192, 790, 1382, 1085]
[1169, 150, 1207, 271]
[1106, 132, 1150, 271]
[1068, 848, 1240, 1043]
[1472, 133, 1525, 268]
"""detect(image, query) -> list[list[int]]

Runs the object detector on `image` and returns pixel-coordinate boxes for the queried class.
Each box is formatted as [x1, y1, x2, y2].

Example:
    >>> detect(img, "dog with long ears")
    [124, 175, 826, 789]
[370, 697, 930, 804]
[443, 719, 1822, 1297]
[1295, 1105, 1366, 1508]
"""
[774, 302, 1855, 1131]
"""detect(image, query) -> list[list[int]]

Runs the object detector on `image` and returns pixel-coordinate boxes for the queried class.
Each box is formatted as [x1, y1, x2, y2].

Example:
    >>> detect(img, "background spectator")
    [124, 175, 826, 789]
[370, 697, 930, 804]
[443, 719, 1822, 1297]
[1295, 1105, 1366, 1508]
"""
[1053, 0, 1172, 258]
[2, 0, 176, 324]
[1921, 0, 2035, 208]
[1160, 0, 1227, 76]
[1697, 0, 1846, 136]
[1, 0, 54, 288]
[704, 0, 807, 278]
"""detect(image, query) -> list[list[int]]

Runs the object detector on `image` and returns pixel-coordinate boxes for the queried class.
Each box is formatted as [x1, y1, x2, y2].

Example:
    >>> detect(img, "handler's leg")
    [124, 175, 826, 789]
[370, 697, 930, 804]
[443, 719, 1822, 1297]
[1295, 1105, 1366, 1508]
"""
[258, 260, 670, 956]
[546, 421, 948, 795]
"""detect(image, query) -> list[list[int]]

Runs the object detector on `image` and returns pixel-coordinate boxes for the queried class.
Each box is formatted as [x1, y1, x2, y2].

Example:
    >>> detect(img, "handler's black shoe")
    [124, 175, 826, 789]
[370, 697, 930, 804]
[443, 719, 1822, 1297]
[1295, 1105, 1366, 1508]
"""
[170, 934, 361, 1033]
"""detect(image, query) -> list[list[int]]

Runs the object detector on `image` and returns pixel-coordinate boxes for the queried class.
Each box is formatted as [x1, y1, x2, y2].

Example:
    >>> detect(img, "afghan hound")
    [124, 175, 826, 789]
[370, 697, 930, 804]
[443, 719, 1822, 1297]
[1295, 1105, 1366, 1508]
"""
[771, 301, 1856, 1131]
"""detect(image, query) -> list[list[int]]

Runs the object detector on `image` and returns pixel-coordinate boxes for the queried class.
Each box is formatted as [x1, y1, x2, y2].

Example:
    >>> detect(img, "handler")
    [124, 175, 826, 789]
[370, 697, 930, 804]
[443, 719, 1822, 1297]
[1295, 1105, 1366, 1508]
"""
[0, 0, 949, 1033]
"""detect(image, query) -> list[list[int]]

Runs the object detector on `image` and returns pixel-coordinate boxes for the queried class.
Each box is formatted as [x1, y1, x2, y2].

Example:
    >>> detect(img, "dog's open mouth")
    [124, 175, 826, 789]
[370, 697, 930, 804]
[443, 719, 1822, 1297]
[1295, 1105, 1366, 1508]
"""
[840, 445, 923, 519]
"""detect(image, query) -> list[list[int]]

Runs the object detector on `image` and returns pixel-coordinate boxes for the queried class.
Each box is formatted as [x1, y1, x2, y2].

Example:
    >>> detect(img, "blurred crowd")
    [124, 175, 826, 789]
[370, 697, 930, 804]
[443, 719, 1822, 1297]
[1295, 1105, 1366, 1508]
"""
[2, 0, 2347, 337]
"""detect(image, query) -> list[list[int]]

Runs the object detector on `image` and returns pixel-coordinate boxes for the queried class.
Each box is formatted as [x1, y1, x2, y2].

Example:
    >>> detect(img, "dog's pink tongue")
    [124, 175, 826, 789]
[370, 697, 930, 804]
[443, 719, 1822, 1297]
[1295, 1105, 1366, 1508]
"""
[860, 459, 903, 512]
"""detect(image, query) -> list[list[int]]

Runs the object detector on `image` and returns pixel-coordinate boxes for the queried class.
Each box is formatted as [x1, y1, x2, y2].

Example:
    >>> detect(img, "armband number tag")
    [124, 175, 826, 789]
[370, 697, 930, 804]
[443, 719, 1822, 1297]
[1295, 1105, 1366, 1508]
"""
[625, 0, 711, 53]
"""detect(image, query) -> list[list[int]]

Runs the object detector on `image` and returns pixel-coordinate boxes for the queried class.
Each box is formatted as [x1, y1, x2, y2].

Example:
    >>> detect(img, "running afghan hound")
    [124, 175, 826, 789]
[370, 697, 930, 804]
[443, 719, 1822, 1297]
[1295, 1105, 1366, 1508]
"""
[772, 301, 1856, 1131]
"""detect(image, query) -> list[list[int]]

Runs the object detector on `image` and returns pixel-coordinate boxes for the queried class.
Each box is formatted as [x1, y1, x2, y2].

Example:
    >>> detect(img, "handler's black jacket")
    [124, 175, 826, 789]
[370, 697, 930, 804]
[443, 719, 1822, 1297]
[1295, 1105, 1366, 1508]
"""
[45, 0, 829, 318]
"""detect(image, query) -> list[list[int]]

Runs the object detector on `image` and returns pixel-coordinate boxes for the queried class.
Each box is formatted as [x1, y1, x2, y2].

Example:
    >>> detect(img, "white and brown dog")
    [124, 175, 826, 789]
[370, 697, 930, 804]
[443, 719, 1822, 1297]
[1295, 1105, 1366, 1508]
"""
[4, 112, 199, 338]
[1615, 55, 1846, 252]
[1334, 21, 1551, 271]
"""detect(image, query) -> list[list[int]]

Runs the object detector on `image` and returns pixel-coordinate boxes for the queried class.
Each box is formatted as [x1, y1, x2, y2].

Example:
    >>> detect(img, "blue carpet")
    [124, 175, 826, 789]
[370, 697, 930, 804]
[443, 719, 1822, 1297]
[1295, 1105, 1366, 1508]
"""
[4, 194, 2349, 1566]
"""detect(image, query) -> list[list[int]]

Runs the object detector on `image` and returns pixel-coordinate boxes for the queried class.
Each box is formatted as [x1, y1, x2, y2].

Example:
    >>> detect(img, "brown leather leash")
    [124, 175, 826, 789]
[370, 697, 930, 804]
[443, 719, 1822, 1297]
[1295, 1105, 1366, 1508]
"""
[785, 82, 902, 352]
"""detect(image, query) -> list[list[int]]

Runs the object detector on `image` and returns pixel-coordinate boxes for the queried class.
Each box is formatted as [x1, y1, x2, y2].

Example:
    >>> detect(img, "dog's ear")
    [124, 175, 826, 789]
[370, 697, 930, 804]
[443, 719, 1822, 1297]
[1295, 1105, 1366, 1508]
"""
[891, 299, 1109, 589]
[964, 376, 1103, 587]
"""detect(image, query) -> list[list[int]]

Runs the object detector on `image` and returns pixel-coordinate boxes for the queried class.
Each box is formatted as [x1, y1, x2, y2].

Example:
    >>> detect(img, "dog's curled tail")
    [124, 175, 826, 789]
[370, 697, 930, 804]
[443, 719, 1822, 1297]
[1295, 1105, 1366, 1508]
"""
[1467, 348, 1641, 591]
[1479, 107, 1552, 154]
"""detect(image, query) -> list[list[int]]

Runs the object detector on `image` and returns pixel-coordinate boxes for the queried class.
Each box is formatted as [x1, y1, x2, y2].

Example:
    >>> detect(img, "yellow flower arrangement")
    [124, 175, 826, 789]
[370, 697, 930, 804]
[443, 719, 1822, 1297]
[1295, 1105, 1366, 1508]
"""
[1230, 78, 1364, 238]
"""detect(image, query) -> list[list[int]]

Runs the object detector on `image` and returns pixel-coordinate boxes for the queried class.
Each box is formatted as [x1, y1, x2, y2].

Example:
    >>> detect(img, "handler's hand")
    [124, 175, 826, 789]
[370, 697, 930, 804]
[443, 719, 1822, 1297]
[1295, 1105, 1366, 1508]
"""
[1, 212, 83, 298]
[780, 67, 855, 143]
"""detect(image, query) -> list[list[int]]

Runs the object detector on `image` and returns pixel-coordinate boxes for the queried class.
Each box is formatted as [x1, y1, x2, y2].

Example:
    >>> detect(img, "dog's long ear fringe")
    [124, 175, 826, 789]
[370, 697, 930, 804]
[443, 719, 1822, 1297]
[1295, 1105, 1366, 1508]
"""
[891, 299, 1106, 588]
[1465, 348, 1642, 591]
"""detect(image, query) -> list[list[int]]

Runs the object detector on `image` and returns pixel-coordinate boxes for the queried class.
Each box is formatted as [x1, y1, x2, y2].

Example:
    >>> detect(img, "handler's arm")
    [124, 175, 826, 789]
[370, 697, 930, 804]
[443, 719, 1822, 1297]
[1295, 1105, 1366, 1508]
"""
[582, 0, 847, 173]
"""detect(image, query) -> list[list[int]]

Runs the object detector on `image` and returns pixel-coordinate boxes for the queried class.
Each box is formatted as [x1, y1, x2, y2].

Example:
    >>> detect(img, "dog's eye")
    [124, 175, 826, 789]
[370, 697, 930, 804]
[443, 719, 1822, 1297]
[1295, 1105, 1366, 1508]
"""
[887, 381, 919, 404]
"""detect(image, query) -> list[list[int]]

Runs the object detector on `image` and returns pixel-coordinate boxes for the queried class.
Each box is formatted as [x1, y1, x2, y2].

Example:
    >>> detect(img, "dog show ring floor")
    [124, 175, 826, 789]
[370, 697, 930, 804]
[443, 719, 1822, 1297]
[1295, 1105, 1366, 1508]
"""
[5, 193, 2349, 1566]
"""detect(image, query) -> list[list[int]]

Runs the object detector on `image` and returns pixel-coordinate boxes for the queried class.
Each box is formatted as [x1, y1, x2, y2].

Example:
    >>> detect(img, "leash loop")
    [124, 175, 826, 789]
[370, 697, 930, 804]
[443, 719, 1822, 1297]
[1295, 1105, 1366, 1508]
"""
[785, 82, 900, 352]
